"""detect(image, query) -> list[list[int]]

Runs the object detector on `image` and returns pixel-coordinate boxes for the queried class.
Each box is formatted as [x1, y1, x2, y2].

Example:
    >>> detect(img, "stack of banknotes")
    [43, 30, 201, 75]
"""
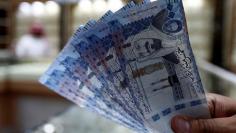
[40, 0, 210, 132]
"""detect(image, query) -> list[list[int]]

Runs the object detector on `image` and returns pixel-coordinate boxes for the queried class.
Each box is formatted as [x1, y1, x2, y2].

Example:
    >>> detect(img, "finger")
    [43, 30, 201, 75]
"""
[171, 115, 236, 133]
[207, 93, 236, 117]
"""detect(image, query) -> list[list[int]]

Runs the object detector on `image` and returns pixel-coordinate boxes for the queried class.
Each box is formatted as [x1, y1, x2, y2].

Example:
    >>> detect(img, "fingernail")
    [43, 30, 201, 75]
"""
[174, 117, 190, 133]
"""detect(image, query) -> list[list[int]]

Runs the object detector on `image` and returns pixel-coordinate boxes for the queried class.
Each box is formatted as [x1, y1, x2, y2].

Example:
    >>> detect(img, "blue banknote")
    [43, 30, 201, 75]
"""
[40, 61, 144, 132]
[67, 10, 148, 131]
[41, 25, 146, 133]
[40, 5, 148, 132]
[70, 0, 210, 132]
[70, 1, 156, 130]
[40, 0, 210, 133]
[56, 45, 147, 132]
[65, 2, 152, 130]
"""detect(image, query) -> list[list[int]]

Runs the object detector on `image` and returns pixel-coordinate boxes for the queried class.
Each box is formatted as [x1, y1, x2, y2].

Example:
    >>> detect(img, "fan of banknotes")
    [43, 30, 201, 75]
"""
[40, 0, 210, 132]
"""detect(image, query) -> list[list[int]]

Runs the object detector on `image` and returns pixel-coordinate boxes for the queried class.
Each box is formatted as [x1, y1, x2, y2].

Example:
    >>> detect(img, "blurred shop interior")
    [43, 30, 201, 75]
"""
[1, 0, 236, 132]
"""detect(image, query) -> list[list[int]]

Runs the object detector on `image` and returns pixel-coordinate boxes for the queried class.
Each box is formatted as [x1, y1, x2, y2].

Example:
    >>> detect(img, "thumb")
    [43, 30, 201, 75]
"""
[171, 115, 236, 133]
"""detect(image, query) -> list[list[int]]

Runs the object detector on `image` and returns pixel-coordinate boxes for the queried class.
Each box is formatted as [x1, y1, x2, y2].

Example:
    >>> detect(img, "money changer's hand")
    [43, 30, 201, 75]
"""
[171, 93, 236, 133]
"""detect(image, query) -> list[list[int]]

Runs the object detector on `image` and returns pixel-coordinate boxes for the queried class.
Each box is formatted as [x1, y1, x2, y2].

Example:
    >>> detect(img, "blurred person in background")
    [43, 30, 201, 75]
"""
[15, 22, 52, 61]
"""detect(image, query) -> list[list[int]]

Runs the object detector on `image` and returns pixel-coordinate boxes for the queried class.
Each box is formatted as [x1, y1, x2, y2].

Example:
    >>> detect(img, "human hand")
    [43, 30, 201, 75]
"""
[171, 93, 236, 133]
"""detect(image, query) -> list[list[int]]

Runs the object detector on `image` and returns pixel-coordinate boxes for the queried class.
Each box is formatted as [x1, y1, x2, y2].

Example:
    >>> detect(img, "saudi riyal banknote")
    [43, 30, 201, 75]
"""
[40, 2, 150, 132]
[44, 1, 153, 132]
[41, 13, 147, 133]
[40, 0, 210, 133]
